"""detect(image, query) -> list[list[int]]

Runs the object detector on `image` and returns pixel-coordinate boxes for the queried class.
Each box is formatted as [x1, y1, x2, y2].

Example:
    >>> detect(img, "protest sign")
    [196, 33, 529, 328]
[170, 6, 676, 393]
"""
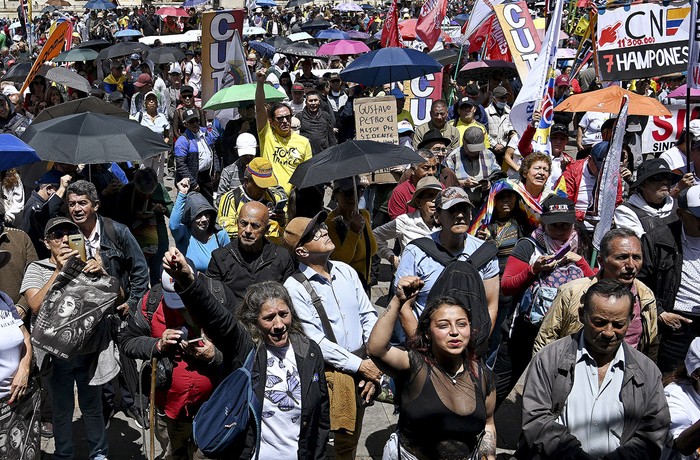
[405, 72, 444, 126]
[494, 1, 541, 80]
[19, 21, 69, 95]
[596, 2, 692, 81]
[201, 9, 245, 103]
[32, 258, 119, 360]
[354, 96, 400, 183]
[641, 104, 700, 154]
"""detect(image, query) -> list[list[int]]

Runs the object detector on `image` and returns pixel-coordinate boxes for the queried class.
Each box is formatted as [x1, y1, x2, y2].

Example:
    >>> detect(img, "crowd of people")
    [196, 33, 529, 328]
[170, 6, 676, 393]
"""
[0, 1, 699, 460]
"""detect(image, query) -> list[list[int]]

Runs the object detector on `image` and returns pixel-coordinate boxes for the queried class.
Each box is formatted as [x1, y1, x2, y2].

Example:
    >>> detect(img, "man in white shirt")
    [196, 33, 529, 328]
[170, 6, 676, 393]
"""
[184, 49, 202, 96]
[577, 111, 612, 151]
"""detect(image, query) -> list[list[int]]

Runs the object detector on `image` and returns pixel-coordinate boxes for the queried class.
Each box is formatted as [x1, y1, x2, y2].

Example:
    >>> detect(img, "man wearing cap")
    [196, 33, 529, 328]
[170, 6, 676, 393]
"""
[103, 60, 133, 97]
[121, 270, 225, 459]
[395, 187, 500, 331]
[184, 49, 202, 96]
[389, 88, 415, 127]
[388, 149, 439, 219]
[283, 212, 380, 460]
[217, 132, 258, 195]
[454, 96, 490, 149]
[22, 170, 72, 259]
[413, 130, 461, 186]
[485, 86, 516, 159]
[445, 126, 500, 210]
[552, 74, 574, 127]
[288, 83, 306, 115]
[207, 201, 295, 305]
[327, 73, 347, 121]
[128, 53, 142, 76]
[639, 185, 700, 373]
[518, 279, 670, 460]
[556, 141, 623, 226]
[172, 85, 204, 140]
[174, 107, 219, 203]
[413, 100, 460, 150]
[163, 63, 182, 120]
[255, 69, 313, 194]
[217, 157, 288, 240]
[614, 159, 681, 237]
[296, 89, 337, 155]
[534, 228, 658, 360]
[130, 73, 159, 118]
[450, 83, 489, 128]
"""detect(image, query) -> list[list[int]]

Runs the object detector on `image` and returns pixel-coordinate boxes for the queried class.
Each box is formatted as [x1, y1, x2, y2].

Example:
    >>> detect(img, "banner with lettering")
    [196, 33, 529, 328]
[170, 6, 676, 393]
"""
[201, 9, 245, 103]
[404, 72, 444, 126]
[596, 2, 692, 81]
[493, 1, 542, 80]
[641, 104, 700, 154]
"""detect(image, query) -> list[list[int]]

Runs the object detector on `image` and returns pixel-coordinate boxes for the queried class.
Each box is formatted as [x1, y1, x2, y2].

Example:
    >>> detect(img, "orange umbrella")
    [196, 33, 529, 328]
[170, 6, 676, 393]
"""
[554, 85, 671, 117]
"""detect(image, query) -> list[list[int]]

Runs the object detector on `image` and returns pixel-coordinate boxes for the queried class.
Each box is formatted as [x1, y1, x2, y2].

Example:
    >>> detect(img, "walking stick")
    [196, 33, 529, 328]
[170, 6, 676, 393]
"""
[149, 357, 157, 460]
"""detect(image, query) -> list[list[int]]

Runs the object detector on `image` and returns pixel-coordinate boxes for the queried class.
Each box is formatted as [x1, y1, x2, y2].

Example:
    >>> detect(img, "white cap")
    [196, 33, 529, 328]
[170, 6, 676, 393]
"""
[255, 7, 262, 12]
[236, 132, 258, 156]
[689, 119, 700, 139]
[168, 62, 182, 74]
[681, 184, 700, 218]
[686, 338, 700, 376]
[2, 85, 19, 96]
[398, 120, 414, 134]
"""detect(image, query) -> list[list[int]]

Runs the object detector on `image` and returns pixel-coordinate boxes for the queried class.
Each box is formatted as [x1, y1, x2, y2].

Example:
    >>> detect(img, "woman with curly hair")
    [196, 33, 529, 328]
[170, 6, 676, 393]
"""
[367, 276, 497, 460]
[162, 248, 330, 459]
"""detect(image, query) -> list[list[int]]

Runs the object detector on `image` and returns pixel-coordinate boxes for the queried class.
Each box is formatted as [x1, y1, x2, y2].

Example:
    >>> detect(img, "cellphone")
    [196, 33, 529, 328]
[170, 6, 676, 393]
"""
[68, 234, 87, 262]
[552, 242, 572, 261]
[187, 337, 203, 344]
[274, 198, 288, 214]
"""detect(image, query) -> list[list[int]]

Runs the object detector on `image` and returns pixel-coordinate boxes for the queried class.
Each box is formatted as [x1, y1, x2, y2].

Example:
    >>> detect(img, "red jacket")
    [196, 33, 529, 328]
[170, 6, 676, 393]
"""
[557, 158, 623, 222]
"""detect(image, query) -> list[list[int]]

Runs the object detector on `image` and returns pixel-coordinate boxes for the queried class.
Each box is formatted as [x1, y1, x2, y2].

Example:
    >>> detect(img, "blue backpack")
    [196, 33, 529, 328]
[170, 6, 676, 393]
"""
[193, 348, 261, 457]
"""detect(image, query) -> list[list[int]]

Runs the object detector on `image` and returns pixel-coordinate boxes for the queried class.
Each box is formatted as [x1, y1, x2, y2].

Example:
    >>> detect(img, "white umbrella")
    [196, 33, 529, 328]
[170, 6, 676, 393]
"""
[243, 26, 266, 36]
[288, 31, 314, 42]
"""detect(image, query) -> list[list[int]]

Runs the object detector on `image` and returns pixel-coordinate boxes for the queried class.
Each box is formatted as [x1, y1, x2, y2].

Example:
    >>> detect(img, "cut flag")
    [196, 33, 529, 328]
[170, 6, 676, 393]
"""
[416, 0, 448, 51]
[381, 0, 402, 48]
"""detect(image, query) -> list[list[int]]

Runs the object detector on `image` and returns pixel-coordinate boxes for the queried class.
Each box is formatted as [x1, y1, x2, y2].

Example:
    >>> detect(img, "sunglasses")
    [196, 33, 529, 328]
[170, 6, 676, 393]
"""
[181, 94, 193, 99]
[275, 115, 292, 122]
[47, 228, 80, 240]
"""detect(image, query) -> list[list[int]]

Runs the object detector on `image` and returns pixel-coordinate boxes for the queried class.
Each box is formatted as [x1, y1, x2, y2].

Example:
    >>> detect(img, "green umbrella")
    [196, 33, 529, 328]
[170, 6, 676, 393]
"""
[203, 84, 287, 110]
[53, 48, 99, 63]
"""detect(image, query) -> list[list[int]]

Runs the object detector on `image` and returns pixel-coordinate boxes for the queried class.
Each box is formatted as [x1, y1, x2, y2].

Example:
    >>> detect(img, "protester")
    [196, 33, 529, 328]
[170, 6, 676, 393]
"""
[283, 212, 380, 460]
[484, 86, 514, 160]
[413, 100, 460, 150]
[295, 89, 337, 155]
[0, 200, 37, 314]
[453, 97, 490, 149]
[171, 85, 204, 140]
[517, 279, 670, 460]
[174, 108, 219, 203]
[216, 132, 257, 196]
[387, 149, 438, 220]
[163, 248, 329, 459]
[367, 277, 497, 460]
[169, 179, 230, 272]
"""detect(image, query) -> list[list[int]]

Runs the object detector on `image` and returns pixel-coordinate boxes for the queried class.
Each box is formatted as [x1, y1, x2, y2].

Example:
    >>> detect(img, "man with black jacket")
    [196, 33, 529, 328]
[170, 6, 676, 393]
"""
[295, 90, 337, 155]
[639, 185, 700, 373]
[206, 201, 295, 306]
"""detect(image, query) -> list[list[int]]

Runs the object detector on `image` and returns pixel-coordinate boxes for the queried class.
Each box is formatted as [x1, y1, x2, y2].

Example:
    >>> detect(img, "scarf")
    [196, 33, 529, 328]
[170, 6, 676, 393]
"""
[531, 225, 579, 255]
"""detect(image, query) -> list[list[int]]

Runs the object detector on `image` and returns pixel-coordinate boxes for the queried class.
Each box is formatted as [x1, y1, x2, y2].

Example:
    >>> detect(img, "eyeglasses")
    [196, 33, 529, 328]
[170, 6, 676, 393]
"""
[47, 228, 80, 240]
[300, 223, 329, 246]
[274, 115, 292, 123]
[181, 94, 193, 99]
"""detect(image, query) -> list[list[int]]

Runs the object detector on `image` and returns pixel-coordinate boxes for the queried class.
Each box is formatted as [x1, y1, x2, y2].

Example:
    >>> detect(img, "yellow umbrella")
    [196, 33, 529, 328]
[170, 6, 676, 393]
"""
[554, 85, 671, 117]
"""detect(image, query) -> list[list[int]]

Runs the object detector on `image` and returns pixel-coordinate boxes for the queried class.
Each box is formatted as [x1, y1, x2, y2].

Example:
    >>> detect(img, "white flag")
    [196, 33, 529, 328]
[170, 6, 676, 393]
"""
[689, 0, 700, 89]
[221, 30, 252, 89]
[592, 96, 629, 250]
[509, 0, 563, 136]
[462, 0, 504, 39]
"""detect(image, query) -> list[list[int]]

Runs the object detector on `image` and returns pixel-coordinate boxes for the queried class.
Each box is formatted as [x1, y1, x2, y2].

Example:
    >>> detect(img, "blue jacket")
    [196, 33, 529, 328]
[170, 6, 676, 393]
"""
[174, 127, 219, 186]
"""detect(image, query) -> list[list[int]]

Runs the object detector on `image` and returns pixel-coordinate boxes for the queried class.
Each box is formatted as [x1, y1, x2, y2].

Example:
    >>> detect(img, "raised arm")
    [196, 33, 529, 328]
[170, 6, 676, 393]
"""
[255, 69, 268, 132]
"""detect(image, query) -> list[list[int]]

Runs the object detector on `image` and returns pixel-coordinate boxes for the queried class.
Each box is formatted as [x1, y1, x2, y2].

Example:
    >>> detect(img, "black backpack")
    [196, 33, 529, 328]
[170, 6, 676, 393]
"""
[407, 237, 498, 358]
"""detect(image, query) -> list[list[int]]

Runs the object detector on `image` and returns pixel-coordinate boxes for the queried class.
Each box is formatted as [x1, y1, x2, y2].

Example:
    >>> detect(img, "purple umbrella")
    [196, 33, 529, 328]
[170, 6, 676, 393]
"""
[317, 40, 371, 56]
[345, 30, 370, 40]
[668, 84, 700, 98]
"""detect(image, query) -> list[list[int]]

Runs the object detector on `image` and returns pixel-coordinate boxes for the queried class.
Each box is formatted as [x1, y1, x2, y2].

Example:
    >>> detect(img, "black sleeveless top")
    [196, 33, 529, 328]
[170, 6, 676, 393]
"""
[397, 351, 493, 459]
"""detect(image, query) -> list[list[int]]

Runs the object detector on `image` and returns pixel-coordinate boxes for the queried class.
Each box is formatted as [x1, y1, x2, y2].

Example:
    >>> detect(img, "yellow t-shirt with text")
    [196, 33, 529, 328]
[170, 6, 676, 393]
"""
[258, 121, 313, 194]
[455, 120, 490, 149]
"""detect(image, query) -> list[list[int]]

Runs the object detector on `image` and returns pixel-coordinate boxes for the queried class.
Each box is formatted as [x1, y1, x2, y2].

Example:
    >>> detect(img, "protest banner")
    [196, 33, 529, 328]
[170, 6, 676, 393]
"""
[32, 258, 120, 360]
[596, 2, 692, 81]
[405, 72, 444, 126]
[355, 96, 400, 183]
[641, 104, 700, 154]
[201, 9, 245, 103]
[494, 1, 541, 80]
[19, 20, 69, 95]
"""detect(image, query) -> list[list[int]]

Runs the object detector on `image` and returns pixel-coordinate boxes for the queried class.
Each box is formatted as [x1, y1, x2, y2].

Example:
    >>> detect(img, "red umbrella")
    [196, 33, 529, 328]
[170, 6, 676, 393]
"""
[399, 19, 417, 40]
[156, 7, 189, 17]
[317, 40, 370, 56]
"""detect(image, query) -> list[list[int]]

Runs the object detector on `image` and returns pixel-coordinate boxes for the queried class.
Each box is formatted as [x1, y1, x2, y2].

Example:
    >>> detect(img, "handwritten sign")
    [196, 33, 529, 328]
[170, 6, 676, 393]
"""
[354, 96, 400, 184]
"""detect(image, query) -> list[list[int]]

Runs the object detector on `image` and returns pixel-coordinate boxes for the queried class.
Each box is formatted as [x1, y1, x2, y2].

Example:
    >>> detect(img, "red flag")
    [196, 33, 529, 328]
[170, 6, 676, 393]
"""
[416, 0, 448, 50]
[380, 0, 402, 48]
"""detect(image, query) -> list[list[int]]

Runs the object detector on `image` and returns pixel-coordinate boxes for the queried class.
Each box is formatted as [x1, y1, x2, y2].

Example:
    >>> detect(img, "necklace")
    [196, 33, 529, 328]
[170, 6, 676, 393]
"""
[443, 364, 464, 385]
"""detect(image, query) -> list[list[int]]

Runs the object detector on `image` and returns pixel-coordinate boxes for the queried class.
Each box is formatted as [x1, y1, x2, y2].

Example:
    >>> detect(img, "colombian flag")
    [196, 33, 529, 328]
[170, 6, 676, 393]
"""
[667, 7, 690, 36]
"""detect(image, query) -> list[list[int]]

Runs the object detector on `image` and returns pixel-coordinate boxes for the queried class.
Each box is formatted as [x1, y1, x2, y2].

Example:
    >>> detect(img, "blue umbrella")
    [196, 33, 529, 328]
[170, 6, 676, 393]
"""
[340, 47, 443, 86]
[84, 0, 116, 9]
[114, 29, 143, 38]
[182, 0, 208, 6]
[256, 0, 276, 6]
[248, 41, 275, 59]
[0, 134, 40, 170]
[316, 29, 349, 40]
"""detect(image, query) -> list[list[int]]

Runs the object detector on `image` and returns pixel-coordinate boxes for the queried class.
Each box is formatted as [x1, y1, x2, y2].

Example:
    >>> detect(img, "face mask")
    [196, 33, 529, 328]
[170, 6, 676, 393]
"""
[495, 101, 506, 109]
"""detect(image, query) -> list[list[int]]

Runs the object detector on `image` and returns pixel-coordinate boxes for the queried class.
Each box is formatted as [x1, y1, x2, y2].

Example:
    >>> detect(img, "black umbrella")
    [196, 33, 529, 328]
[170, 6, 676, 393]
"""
[21, 113, 169, 164]
[2, 63, 91, 93]
[2, 61, 34, 82]
[32, 97, 129, 124]
[41, 5, 61, 13]
[278, 42, 319, 58]
[146, 46, 185, 64]
[289, 140, 425, 189]
[300, 19, 333, 32]
[263, 36, 292, 49]
[76, 38, 112, 49]
[97, 42, 151, 60]
[429, 48, 460, 66]
[285, 0, 314, 7]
